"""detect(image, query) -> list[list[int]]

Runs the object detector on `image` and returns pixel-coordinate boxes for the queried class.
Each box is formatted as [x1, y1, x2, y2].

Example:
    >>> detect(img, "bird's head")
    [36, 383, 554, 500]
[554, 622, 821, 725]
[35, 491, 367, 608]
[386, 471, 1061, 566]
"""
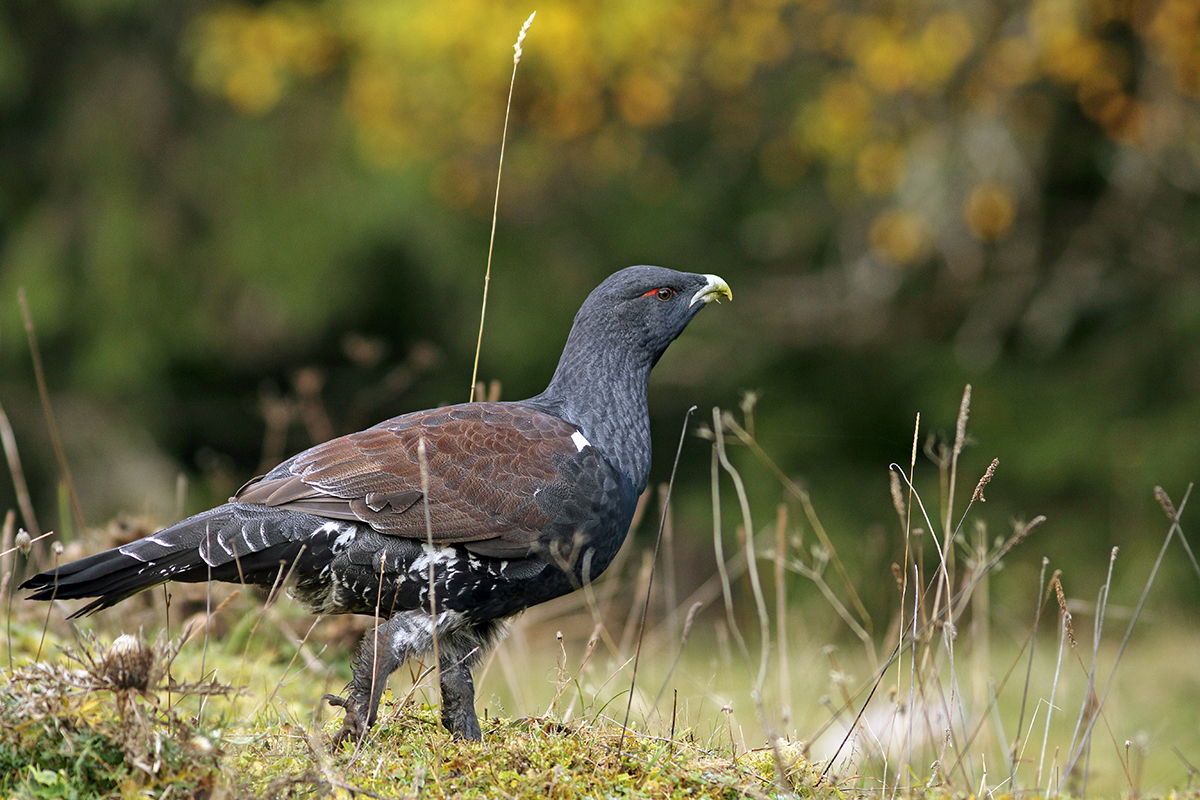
[535, 265, 732, 482]
[571, 265, 732, 363]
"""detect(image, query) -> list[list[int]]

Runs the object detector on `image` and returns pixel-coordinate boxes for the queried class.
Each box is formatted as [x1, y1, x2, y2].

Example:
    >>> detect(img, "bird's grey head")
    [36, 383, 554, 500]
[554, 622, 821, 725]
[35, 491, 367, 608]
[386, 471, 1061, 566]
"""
[531, 265, 732, 488]
[567, 265, 732, 365]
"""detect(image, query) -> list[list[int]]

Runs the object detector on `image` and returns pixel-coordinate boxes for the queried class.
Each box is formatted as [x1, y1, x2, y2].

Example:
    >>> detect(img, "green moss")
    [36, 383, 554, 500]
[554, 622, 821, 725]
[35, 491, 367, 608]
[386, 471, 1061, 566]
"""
[227, 708, 792, 799]
[0, 687, 220, 799]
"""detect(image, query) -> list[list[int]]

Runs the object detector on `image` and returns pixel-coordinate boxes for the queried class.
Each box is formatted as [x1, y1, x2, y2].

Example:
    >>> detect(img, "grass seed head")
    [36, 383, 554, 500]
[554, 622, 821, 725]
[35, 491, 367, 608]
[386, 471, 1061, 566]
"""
[973, 458, 998, 502]
[953, 384, 972, 459]
[1154, 485, 1177, 523]
[513, 12, 535, 65]
[103, 633, 156, 691]
[889, 469, 906, 517]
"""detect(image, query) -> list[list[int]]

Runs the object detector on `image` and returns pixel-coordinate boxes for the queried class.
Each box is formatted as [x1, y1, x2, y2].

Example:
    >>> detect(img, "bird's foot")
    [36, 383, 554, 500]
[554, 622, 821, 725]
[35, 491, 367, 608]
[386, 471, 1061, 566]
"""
[444, 710, 483, 742]
[324, 693, 368, 750]
[439, 666, 483, 741]
[441, 690, 482, 743]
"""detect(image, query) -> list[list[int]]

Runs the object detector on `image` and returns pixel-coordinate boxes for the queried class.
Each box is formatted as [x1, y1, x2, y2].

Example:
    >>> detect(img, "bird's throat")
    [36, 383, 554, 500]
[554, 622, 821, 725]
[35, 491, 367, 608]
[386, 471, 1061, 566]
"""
[528, 344, 654, 491]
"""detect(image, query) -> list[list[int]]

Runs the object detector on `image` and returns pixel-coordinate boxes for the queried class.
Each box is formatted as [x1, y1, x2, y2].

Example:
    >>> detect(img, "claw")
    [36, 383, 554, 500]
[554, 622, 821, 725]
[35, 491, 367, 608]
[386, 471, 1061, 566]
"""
[324, 693, 367, 750]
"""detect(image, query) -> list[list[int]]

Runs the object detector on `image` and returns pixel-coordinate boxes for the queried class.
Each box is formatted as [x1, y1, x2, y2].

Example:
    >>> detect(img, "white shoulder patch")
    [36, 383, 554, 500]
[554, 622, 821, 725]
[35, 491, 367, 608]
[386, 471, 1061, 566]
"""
[570, 430, 590, 452]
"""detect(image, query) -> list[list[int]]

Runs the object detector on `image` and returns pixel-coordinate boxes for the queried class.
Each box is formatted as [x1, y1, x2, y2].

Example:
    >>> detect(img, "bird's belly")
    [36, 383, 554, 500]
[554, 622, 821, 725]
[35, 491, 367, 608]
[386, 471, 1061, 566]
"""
[292, 527, 629, 622]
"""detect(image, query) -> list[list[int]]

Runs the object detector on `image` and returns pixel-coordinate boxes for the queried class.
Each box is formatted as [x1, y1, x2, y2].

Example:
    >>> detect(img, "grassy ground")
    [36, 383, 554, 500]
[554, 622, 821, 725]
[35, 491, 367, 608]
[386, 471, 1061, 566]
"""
[0, 614, 814, 799]
[3, 389, 1200, 798]
[4, 599, 1199, 799]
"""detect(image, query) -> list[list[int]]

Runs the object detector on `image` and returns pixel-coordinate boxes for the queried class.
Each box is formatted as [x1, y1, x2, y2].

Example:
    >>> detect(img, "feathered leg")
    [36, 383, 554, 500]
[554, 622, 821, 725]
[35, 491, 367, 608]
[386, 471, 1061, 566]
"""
[326, 613, 507, 746]
[326, 615, 409, 748]
[439, 644, 484, 740]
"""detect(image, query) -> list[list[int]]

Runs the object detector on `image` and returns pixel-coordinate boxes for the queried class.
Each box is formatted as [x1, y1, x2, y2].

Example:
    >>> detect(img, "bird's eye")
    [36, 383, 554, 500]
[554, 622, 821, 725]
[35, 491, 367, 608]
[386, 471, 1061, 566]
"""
[643, 287, 676, 301]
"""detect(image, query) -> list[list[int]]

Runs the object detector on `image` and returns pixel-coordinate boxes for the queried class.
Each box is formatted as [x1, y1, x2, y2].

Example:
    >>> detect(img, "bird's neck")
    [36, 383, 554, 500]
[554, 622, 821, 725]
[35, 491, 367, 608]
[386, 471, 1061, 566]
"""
[527, 337, 654, 492]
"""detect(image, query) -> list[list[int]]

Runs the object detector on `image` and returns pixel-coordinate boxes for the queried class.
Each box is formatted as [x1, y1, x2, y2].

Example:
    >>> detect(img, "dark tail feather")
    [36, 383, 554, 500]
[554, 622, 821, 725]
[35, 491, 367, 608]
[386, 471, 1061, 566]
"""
[19, 504, 339, 618]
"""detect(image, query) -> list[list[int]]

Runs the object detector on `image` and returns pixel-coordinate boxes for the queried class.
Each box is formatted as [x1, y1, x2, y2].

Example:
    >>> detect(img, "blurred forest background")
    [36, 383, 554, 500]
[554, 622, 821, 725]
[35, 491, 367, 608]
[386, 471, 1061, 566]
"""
[1, 0, 1199, 619]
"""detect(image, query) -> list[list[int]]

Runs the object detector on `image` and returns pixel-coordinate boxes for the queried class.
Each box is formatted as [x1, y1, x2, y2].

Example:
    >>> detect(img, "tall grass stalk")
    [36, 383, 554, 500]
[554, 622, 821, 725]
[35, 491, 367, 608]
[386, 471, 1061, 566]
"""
[710, 409, 748, 663]
[0, 400, 39, 538]
[712, 410, 770, 696]
[619, 406, 694, 754]
[19, 288, 84, 539]
[774, 503, 790, 723]
[711, 408, 789, 792]
[1011, 556, 1050, 787]
[719, 413, 871, 642]
[468, 12, 535, 402]
[1060, 484, 1193, 794]
[1042, 574, 1071, 795]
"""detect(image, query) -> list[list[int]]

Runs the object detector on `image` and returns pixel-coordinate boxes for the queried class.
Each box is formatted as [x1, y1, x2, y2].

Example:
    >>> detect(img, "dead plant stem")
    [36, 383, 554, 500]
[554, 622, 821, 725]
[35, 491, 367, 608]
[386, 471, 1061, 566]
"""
[19, 288, 85, 538]
[469, 12, 535, 401]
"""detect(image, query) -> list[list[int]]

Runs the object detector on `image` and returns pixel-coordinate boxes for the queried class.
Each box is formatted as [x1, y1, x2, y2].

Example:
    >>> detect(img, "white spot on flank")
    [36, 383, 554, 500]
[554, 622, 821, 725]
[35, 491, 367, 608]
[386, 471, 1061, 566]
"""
[412, 543, 458, 574]
[570, 430, 590, 452]
[316, 521, 357, 552]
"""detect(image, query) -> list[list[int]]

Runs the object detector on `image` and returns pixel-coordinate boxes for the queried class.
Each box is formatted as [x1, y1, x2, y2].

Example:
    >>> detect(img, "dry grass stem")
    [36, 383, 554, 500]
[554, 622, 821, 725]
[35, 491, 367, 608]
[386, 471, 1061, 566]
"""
[659, 483, 679, 639]
[1060, 485, 1193, 794]
[469, 11, 535, 402]
[652, 600, 703, 710]
[774, 503, 790, 720]
[945, 383, 971, 536]
[619, 405, 694, 754]
[0, 399, 40, 537]
[710, 409, 748, 662]
[713, 411, 770, 695]
[19, 288, 85, 539]
[418, 436, 440, 690]
[722, 415, 871, 636]
[1011, 556, 1050, 783]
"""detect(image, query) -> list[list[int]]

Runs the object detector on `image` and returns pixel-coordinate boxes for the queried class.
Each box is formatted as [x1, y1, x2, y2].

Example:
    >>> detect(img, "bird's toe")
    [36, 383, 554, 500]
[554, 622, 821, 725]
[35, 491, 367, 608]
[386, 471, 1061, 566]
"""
[324, 693, 368, 749]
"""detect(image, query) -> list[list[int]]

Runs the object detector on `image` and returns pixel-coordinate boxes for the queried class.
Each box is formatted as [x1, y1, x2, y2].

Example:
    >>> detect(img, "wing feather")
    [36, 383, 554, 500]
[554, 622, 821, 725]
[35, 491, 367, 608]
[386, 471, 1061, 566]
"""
[231, 403, 593, 557]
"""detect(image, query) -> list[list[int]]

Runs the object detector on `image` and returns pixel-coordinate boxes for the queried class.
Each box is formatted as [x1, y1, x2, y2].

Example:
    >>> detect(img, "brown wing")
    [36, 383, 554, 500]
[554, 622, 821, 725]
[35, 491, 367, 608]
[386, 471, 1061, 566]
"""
[233, 403, 585, 553]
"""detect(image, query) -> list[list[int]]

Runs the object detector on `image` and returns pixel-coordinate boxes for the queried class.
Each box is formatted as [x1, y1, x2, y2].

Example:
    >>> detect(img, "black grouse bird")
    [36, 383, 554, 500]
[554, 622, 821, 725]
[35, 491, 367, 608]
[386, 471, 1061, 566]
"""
[21, 265, 731, 744]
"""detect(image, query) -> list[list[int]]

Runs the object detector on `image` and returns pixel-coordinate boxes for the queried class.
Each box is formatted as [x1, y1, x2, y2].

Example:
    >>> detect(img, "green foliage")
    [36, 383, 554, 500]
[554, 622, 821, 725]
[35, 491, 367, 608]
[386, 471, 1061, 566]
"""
[1, 0, 1200, 669]
[2, 389, 1199, 798]
[0, 630, 807, 800]
[230, 709, 813, 799]
[0, 678, 220, 800]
